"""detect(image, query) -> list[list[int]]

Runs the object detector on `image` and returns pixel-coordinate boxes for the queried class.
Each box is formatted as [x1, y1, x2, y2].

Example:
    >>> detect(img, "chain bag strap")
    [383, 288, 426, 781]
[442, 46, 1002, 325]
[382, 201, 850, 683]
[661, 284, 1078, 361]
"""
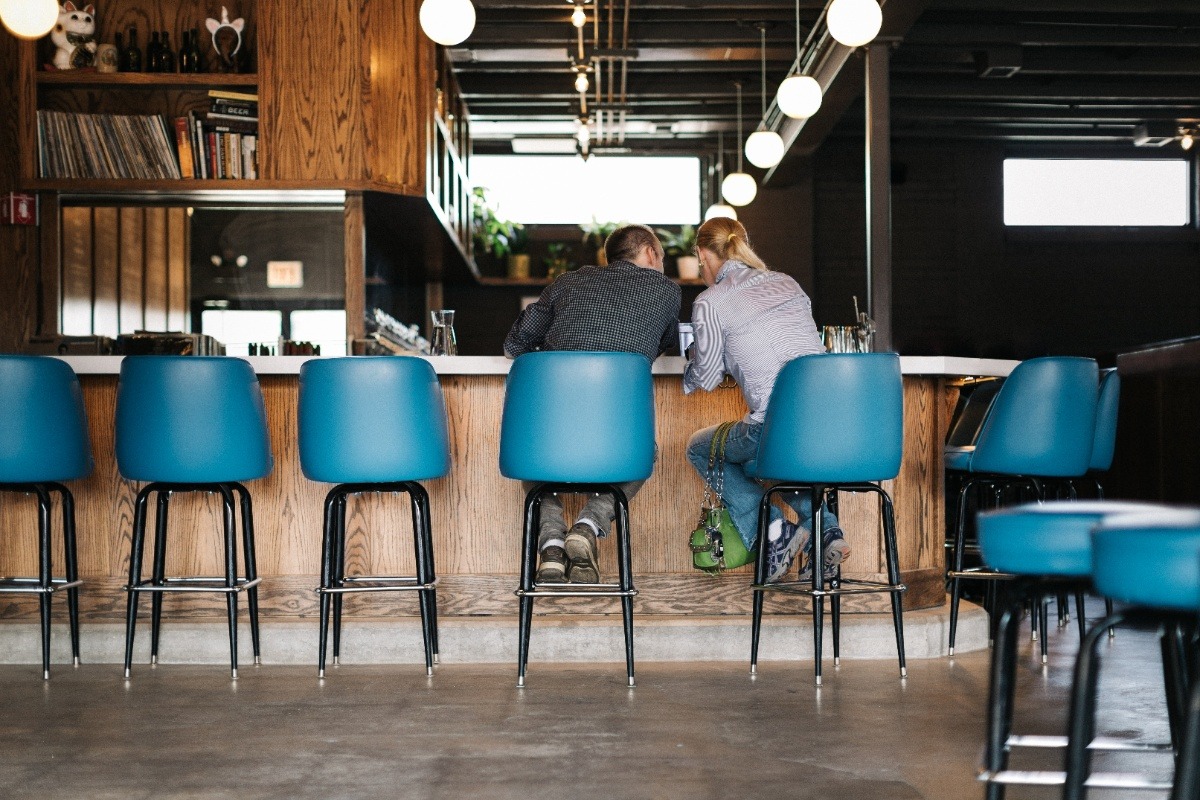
[690, 422, 757, 573]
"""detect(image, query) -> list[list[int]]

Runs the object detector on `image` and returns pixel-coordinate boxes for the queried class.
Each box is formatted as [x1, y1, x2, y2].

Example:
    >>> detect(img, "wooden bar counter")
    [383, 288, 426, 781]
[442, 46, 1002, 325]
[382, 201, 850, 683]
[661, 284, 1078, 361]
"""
[0, 355, 1014, 625]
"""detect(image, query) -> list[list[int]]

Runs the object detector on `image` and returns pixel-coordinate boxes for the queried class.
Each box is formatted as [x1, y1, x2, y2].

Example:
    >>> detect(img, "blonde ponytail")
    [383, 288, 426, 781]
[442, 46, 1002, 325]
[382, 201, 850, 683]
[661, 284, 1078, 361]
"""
[696, 217, 768, 271]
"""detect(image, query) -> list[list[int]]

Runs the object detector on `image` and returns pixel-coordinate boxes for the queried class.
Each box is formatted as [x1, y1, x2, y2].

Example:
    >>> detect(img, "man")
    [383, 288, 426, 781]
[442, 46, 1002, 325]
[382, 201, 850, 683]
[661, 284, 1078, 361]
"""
[504, 223, 682, 583]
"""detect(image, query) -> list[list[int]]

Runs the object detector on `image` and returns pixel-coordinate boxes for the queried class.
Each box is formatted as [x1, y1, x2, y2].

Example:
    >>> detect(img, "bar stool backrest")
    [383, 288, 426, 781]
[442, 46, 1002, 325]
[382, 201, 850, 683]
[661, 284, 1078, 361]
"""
[499, 351, 655, 484]
[0, 356, 92, 483]
[969, 356, 1098, 478]
[1092, 508, 1200, 611]
[116, 356, 273, 483]
[754, 352, 903, 484]
[298, 356, 450, 484]
[1089, 368, 1120, 472]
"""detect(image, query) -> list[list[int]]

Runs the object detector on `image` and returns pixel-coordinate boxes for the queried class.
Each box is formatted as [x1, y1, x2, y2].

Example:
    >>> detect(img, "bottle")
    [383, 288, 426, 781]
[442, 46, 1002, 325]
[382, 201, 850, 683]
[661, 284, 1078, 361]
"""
[114, 31, 126, 71]
[147, 31, 161, 72]
[177, 30, 192, 73]
[188, 27, 203, 73]
[123, 26, 142, 72]
[160, 32, 176, 72]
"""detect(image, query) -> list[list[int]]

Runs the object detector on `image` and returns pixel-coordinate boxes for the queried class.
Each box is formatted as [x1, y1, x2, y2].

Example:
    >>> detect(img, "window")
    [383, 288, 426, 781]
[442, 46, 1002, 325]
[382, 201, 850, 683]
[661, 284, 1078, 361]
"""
[290, 310, 347, 356]
[201, 310, 282, 355]
[1003, 159, 1191, 226]
[470, 155, 701, 224]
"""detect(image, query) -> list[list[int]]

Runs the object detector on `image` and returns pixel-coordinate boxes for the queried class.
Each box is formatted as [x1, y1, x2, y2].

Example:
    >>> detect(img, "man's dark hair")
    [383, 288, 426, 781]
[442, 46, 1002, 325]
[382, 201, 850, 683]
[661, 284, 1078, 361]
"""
[604, 224, 662, 265]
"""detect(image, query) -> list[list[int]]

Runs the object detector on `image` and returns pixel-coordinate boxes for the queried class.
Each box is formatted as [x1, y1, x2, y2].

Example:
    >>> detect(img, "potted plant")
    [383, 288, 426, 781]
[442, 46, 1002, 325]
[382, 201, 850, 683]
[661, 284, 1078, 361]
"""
[506, 222, 531, 279]
[656, 225, 700, 280]
[471, 186, 511, 271]
[543, 242, 575, 280]
[580, 218, 620, 265]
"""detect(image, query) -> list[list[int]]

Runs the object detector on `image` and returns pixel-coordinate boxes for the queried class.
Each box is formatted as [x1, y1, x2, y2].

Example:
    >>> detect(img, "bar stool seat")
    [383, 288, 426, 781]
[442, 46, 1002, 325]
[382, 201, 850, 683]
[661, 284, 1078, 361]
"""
[500, 351, 656, 688]
[0, 356, 93, 679]
[299, 357, 450, 677]
[116, 356, 273, 679]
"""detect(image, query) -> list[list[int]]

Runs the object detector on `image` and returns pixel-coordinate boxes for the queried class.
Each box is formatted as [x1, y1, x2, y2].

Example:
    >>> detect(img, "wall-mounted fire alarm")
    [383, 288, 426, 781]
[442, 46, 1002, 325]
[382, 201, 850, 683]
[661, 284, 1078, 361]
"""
[1, 193, 38, 226]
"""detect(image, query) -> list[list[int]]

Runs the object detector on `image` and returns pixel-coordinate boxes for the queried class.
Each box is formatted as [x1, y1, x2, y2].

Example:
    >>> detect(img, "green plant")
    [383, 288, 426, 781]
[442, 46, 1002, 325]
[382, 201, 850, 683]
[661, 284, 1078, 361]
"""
[580, 217, 620, 250]
[471, 186, 512, 259]
[543, 242, 575, 279]
[506, 222, 530, 255]
[655, 224, 697, 258]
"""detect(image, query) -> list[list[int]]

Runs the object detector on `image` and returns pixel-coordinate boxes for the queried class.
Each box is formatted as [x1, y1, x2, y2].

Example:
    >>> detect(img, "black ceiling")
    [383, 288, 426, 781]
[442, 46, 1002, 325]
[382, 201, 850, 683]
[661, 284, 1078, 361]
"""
[452, 0, 1200, 170]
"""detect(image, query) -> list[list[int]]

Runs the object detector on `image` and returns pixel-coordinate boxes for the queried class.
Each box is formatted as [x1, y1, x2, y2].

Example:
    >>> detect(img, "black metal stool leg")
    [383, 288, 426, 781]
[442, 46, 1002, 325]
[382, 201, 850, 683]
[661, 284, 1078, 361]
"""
[234, 484, 261, 665]
[34, 485, 52, 680]
[830, 489, 842, 668]
[1172, 672, 1200, 800]
[516, 488, 540, 688]
[1039, 597, 1050, 664]
[416, 483, 440, 663]
[123, 486, 153, 679]
[1062, 611, 1124, 800]
[880, 489, 907, 677]
[1075, 592, 1087, 639]
[50, 484, 82, 668]
[812, 484, 825, 686]
[949, 479, 974, 656]
[1163, 623, 1190, 753]
[218, 484, 239, 679]
[983, 581, 1027, 800]
[749, 490, 774, 675]
[332, 493, 348, 665]
[408, 482, 435, 676]
[150, 490, 169, 665]
[317, 488, 340, 678]
[613, 486, 635, 688]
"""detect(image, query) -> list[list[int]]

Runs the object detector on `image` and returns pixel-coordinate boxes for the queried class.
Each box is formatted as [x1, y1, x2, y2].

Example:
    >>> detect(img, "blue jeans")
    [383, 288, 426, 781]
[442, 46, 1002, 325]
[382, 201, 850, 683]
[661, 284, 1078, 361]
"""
[686, 421, 840, 550]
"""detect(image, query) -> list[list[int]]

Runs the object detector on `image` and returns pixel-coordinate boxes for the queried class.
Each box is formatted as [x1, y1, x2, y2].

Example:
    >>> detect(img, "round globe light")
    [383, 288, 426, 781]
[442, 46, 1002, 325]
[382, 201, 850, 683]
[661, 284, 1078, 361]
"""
[574, 72, 589, 93]
[744, 130, 785, 169]
[777, 75, 823, 120]
[721, 172, 757, 207]
[419, 0, 477, 46]
[826, 0, 882, 48]
[704, 203, 738, 221]
[0, 0, 58, 40]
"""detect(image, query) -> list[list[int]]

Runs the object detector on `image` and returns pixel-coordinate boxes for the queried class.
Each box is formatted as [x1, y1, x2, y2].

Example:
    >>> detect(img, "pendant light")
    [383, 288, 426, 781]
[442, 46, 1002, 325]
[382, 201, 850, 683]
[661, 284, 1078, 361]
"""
[826, 0, 882, 49]
[776, 0, 823, 119]
[419, 0, 477, 46]
[744, 26, 785, 169]
[722, 83, 758, 207]
[0, 0, 58, 40]
[704, 132, 738, 221]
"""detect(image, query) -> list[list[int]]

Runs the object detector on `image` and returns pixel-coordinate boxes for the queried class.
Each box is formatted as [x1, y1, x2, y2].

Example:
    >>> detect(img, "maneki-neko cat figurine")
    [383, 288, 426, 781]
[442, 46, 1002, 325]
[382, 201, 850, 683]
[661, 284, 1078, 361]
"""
[51, 2, 98, 70]
[205, 6, 245, 72]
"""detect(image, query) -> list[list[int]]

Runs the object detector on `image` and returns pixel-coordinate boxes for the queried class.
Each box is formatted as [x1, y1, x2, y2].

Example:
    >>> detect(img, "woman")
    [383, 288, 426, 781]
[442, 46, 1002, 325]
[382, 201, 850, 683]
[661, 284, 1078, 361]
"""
[682, 217, 848, 582]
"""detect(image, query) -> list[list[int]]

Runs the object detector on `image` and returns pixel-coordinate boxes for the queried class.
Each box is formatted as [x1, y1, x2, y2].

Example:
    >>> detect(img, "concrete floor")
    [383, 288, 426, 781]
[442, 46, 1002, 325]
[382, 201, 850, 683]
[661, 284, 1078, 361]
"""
[0, 606, 1177, 800]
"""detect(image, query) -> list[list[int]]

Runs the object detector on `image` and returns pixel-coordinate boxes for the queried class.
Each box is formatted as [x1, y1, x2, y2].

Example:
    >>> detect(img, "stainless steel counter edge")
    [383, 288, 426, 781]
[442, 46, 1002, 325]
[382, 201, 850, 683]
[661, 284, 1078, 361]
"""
[56, 355, 1019, 377]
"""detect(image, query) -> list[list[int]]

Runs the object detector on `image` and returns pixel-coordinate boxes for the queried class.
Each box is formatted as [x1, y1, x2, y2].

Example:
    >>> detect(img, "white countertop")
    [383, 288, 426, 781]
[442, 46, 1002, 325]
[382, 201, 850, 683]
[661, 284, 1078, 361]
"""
[57, 354, 1018, 377]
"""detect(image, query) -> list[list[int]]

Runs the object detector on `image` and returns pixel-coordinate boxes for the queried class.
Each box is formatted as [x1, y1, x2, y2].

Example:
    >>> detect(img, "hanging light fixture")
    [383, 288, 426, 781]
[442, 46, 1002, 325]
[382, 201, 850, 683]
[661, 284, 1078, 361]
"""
[722, 83, 758, 207]
[705, 131, 738, 221]
[826, 0, 882, 48]
[744, 25, 785, 169]
[776, 0, 823, 119]
[419, 0, 477, 46]
[0, 0, 58, 39]
[571, 4, 587, 28]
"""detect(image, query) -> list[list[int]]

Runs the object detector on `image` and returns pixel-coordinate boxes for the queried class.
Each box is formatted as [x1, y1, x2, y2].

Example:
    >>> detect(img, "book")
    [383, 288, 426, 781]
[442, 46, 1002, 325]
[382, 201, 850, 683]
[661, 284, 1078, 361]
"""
[174, 117, 195, 179]
[210, 99, 257, 118]
[207, 89, 258, 102]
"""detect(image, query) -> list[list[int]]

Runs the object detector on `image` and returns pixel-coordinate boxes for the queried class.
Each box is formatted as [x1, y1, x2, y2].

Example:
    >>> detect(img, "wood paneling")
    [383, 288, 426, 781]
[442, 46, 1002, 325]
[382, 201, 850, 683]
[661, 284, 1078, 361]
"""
[364, 0, 428, 193]
[167, 207, 188, 330]
[61, 206, 93, 335]
[0, 373, 950, 624]
[143, 207, 168, 330]
[92, 208, 120, 336]
[118, 207, 144, 333]
[344, 193, 365, 340]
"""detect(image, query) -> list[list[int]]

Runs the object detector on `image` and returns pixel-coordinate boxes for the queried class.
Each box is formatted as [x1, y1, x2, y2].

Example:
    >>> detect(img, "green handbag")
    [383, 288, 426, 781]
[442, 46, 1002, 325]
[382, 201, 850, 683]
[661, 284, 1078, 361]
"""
[690, 422, 757, 574]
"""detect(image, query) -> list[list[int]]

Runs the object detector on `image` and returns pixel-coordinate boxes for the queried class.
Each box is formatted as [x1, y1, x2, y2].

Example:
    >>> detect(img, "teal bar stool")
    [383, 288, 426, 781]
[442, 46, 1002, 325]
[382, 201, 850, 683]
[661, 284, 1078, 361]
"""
[947, 356, 1099, 655]
[116, 356, 273, 679]
[0, 356, 92, 679]
[500, 351, 656, 688]
[975, 500, 1158, 800]
[1062, 508, 1200, 800]
[749, 352, 907, 685]
[299, 357, 450, 678]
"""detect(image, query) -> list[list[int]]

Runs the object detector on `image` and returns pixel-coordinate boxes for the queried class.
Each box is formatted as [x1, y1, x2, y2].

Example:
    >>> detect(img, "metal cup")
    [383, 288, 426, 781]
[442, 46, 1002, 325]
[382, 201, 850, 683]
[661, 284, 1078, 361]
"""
[678, 322, 694, 356]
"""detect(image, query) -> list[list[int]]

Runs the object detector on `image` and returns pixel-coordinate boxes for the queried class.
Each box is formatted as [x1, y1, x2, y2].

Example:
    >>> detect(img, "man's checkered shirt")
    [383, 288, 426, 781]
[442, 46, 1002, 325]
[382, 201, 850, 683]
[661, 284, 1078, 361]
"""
[503, 260, 682, 362]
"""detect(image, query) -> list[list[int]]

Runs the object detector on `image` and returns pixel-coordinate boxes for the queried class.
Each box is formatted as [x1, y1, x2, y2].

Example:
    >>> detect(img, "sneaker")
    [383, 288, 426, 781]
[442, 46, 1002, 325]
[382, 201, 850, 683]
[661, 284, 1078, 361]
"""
[565, 522, 600, 584]
[535, 546, 568, 584]
[766, 519, 811, 582]
[798, 527, 852, 583]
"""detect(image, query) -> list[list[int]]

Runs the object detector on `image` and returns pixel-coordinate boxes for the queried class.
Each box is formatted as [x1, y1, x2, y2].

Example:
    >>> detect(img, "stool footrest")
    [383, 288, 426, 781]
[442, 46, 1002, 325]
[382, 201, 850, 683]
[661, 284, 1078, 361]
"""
[981, 770, 1172, 791]
[1007, 734, 1174, 753]
[947, 567, 1015, 581]
[517, 584, 638, 598]
[127, 577, 262, 594]
[317, 577, 438, 594]
[0, 577, 82, 594]
[752, 578, 906, 598]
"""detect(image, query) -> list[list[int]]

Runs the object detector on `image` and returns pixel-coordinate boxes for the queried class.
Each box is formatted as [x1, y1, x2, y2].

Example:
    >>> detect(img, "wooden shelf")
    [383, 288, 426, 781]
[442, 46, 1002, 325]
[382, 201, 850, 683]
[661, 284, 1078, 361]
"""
[37, 72, 258, 88]
[25, 178, 354, 192]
